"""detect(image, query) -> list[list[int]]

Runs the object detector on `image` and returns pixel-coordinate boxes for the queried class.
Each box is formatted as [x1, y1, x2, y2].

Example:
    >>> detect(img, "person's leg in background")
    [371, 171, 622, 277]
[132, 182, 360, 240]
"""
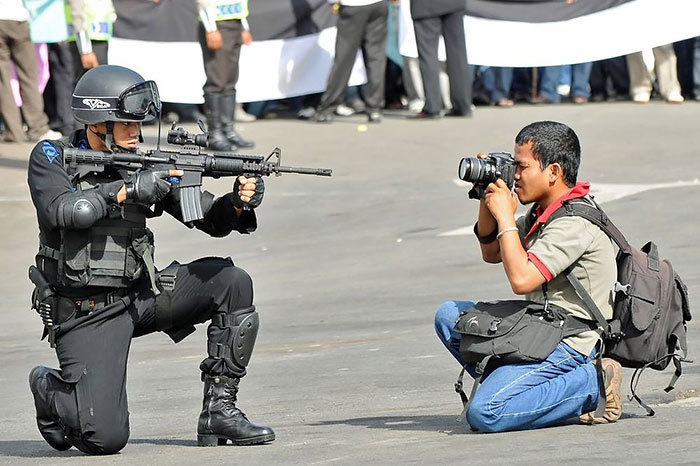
[570, 62, 593, 103]
[360, 0, 388, 122]
[652, 44, 684, 103]
[315, 5, 368, 121]
[0, 20, 27, 142]
[413, 15, 443, 115]
[47, 42, 77, 136]
[626, 51, 653, 103]
[533, 66, 562, 103]
[511, 67, 532, 102]
[0, 20, 51, 141]
[441, 9, 471, 116]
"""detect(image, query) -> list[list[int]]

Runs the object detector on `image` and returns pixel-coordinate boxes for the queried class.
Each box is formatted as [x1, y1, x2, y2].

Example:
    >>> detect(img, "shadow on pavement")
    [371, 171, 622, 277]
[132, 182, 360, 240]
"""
[0, 440, 84, 458]
[311, 415, 473, 435]
[130, 438, 197, 447]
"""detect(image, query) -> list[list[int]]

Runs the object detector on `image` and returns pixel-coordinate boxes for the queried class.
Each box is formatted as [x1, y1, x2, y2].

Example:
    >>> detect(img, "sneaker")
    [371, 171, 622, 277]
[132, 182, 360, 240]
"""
[665, 91, 684, 104]
[335, 104, 355, 117]
[579, 358, 623, 425]
[632, 92, 650, 104]
[235, 103, 257, 122]
[367, 111, 382, 123]
[312, 111, 334, 123]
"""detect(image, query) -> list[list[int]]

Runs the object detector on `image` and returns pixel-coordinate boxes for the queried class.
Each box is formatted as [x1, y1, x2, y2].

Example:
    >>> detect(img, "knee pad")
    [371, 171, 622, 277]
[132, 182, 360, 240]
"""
[209, 306, 259, 368]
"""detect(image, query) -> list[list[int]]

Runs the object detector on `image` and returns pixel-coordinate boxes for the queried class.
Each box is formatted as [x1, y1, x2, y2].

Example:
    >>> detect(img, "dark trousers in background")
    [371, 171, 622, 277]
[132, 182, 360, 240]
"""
[0, 20, 49, 141]
[413, 10, 471, 115]
[199, 20, 242, 95]
[69, 40, 108, 89]
[318, 2, 388, 113]
[589, 56, 629, 100]
[37, 257, 255, 455]
[45, 42, 78, 135]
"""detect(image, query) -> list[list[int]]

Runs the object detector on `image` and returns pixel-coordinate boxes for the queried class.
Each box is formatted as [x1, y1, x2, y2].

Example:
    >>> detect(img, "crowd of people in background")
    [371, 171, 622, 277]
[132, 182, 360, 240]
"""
[1, 0, 700, 144]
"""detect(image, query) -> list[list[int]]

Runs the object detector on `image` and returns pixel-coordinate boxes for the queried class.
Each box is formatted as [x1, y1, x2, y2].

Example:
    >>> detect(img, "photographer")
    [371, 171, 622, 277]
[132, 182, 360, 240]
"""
[434, 121, 621, 432]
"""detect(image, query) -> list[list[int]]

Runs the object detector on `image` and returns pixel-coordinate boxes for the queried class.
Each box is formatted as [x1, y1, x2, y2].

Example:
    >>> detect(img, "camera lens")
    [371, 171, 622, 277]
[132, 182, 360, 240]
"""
[459, 157, 484, 182]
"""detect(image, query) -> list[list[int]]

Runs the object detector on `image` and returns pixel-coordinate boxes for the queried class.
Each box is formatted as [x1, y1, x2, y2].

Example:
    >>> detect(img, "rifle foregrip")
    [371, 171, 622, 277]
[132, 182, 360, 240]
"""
[211, 157, 246, 173]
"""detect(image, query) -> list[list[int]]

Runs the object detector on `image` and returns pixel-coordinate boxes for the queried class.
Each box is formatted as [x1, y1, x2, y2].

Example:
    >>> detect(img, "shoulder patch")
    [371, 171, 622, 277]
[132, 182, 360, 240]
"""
[42, 141, 60, 164]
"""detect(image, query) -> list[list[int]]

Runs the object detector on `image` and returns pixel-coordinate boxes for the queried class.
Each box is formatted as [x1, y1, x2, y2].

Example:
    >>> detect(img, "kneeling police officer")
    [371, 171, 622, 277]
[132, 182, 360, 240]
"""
[27, 64, 274, 454]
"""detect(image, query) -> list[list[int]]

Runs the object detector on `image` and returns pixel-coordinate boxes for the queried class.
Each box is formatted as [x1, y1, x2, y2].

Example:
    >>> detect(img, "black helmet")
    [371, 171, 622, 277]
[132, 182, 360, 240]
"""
[71, 65, 161, 125]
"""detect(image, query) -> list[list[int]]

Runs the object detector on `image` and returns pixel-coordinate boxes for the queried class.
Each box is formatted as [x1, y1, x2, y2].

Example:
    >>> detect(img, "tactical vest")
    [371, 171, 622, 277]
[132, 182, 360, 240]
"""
[65, 0, 116, 42]
[37, 174, 156, 291]
[214, 0, 248, 21]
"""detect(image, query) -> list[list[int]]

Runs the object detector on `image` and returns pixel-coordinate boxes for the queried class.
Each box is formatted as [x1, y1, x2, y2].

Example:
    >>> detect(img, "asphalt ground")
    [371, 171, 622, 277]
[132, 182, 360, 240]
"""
[1, 101, 699, 464]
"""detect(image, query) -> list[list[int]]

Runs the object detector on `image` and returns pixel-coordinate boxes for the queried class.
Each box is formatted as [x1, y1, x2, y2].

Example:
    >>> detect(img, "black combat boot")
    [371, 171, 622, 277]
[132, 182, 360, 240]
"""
[204, 94, 236, 151]
[197, 374, 275, 446]
[221, 93, 254, 149]
[29, 366, 72, 451]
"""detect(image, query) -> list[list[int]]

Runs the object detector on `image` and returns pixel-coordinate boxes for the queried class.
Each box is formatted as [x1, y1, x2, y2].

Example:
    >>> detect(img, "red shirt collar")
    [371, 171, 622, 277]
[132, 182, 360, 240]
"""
[525, 181, 590, 245]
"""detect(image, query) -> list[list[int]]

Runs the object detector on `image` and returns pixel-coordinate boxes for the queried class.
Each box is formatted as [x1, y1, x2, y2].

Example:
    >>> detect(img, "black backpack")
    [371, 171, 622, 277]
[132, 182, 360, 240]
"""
[545, 199, 693, 415]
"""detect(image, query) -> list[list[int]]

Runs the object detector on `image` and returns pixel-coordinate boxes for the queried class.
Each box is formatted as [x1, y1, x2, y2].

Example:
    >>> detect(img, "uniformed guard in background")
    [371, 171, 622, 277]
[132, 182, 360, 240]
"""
[66, 0, 115, 80]
[27, 64, 274, 455]
[197, 0, 255, 151]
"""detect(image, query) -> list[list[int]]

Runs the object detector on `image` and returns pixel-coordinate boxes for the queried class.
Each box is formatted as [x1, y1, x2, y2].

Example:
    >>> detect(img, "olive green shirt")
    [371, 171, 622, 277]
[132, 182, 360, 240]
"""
[516, 207, 616, 355]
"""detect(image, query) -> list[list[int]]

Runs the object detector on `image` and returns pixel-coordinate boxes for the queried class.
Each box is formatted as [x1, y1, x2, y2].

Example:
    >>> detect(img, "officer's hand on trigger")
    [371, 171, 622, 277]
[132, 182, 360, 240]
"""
[206, 30, 223, 50]
[233, 175, 264, 210]
[120, 169, 184, 205]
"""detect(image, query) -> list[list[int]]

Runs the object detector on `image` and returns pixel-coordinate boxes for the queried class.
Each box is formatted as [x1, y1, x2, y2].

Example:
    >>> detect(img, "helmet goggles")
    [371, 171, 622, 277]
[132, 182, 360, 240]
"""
[117, 80, 161, 119]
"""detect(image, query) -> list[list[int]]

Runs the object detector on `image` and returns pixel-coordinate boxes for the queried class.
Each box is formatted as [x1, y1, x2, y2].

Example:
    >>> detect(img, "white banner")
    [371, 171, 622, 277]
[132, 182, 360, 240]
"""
[399, 0, 700, 67]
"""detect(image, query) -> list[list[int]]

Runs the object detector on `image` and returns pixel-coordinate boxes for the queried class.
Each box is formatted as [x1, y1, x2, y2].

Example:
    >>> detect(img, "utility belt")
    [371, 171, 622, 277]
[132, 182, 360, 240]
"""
[29, 265, 130, 347]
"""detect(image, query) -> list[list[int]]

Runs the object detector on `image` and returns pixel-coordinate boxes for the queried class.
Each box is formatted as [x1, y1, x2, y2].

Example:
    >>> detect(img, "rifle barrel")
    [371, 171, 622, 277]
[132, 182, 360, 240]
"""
[276, 165, 332, 176]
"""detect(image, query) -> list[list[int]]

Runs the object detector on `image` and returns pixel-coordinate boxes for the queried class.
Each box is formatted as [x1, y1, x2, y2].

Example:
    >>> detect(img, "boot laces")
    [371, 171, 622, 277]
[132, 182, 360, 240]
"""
[222, 380, 242, 414]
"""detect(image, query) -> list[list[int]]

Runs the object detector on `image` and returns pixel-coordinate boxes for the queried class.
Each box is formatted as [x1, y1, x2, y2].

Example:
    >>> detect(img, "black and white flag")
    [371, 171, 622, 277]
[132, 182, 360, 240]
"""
[110, 0, 700, 103]
[400, 0, 700, 67]
[109, 0, 367, 103]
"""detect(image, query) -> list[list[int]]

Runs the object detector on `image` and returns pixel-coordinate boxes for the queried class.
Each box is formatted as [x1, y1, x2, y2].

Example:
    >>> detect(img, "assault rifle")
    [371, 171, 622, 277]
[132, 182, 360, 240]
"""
[63, 123, 332, 223]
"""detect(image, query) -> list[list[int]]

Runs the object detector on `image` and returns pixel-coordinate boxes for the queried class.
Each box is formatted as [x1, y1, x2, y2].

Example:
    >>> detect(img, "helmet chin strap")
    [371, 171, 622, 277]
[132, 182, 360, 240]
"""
[88, 121, 137, 153]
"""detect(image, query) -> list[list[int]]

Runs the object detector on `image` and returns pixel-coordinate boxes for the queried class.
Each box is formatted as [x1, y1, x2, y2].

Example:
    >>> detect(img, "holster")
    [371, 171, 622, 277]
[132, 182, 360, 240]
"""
[29, 266, 74, 347]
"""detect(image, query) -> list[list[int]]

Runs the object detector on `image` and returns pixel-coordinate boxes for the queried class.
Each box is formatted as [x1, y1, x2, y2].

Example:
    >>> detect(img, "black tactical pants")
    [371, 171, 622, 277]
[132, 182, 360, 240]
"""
[38, 257, 255, 455]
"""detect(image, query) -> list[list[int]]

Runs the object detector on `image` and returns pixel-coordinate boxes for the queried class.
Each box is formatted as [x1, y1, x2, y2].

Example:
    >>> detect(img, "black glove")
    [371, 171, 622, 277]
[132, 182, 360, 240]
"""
[233, 176, 265, 209]
[126, 169, 173, 205]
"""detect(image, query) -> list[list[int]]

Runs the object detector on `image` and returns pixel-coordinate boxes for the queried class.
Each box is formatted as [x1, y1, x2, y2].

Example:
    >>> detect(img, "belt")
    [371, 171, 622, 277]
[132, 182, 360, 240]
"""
[71, 289, 129, 315]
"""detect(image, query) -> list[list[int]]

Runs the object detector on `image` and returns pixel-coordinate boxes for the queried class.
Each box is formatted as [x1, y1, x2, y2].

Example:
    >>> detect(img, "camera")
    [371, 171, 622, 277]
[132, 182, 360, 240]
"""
[458, 152, 516, 199]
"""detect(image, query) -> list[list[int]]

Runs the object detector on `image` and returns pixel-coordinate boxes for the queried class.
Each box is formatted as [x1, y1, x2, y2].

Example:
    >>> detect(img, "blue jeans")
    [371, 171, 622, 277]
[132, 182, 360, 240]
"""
[538, 63, 593, 102]
[480, 66, 514, 102]
[434, 300, 599, 432]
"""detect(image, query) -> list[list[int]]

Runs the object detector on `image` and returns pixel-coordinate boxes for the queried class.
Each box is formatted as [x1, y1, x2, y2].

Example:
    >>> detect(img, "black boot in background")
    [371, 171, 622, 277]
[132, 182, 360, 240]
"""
[204, 94, 236, 151]
[222, 93, 254, 149]
[197, 374, 275, 446]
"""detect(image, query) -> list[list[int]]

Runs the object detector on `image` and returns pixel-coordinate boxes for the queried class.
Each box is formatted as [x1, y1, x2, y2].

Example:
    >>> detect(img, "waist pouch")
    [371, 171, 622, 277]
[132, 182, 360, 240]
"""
[455, 300, 593, 370]
[452, 300, 596, 419]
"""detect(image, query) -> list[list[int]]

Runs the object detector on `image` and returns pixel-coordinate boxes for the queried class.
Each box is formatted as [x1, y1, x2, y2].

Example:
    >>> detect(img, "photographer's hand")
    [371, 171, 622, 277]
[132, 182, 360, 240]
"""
[484, 178, 517, 226]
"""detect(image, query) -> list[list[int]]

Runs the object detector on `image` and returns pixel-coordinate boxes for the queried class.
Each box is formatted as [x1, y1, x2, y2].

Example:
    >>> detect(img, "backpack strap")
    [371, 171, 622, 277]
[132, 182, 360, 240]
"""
[547, 198, 632, 253]
[454, 355, 493, 427]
